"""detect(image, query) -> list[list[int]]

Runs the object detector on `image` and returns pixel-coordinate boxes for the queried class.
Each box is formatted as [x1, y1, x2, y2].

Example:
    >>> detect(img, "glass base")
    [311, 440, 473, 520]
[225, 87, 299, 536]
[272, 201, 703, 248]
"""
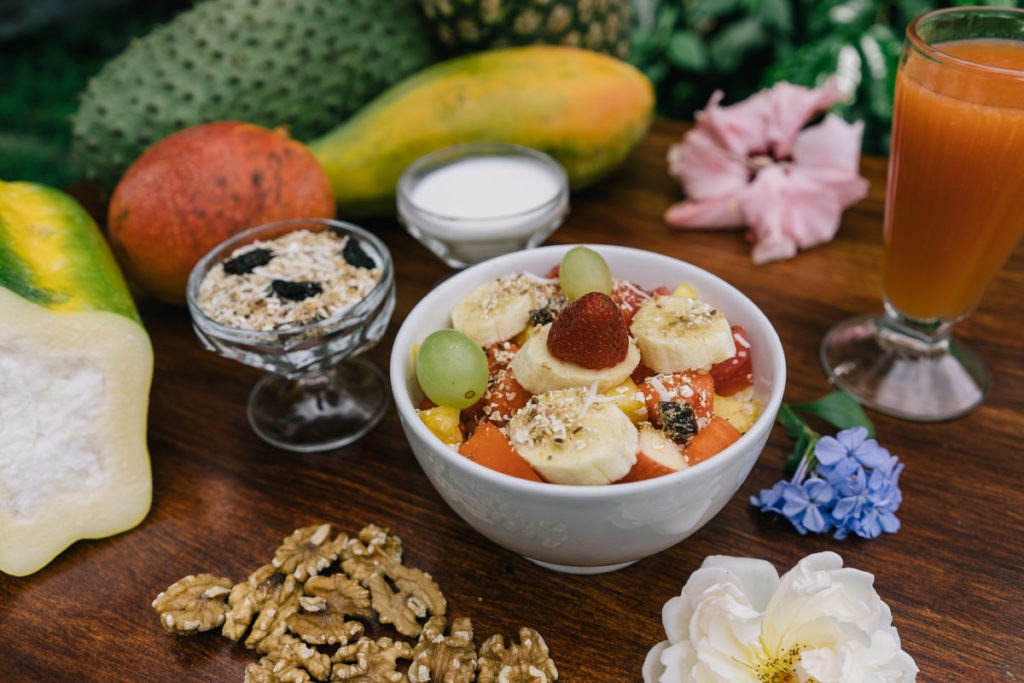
[820, 314, 989, 421]
[247, 357, 389, 452]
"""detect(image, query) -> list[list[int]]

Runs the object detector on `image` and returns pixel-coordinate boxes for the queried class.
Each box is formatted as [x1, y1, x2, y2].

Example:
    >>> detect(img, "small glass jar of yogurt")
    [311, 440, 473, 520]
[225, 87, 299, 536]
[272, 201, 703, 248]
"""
[397, 142, 570, 268]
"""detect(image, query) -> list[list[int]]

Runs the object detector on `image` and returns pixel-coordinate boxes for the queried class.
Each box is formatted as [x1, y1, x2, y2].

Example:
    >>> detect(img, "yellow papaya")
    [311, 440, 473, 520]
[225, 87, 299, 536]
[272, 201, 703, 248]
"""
[0, 181, 153, 576]
[308, 45, 655, 217]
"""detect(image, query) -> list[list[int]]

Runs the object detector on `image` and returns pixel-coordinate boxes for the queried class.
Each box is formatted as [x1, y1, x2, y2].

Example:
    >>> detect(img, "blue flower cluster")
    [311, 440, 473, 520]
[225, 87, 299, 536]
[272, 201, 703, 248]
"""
[752, 427, 904, 539]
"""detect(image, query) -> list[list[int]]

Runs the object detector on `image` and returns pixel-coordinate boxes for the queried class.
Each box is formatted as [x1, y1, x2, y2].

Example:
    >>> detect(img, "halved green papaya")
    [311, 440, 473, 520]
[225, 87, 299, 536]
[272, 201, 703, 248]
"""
[0, 181, 153, 577]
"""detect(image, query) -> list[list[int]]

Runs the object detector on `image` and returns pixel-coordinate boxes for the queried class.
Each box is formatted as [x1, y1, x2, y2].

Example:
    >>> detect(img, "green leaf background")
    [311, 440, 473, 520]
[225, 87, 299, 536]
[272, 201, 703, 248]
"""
[631, 0, 1021, 155]
[2, 0, 1021, 186]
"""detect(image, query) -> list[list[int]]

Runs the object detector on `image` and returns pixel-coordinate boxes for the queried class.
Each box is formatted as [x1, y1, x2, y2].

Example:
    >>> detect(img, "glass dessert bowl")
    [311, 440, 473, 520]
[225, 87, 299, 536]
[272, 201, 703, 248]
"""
[186, 217, 395, 452]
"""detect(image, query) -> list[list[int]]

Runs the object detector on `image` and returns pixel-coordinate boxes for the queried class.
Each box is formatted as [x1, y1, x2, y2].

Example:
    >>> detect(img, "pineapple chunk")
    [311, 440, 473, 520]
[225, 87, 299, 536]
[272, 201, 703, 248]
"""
[418, 405, 464, 446]
[672, 282, 699, 298]
[604, 378, 648, 423]
[714, 393, 760, 433]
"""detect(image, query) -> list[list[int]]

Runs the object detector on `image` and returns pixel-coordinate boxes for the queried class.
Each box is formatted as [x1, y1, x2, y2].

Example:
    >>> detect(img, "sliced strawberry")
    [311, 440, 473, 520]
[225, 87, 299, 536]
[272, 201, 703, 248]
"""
[631, 362, 656, 384]
[710, 326, 753, 396]
[546, 291, 629, 369]
[638, 371, 715, 426]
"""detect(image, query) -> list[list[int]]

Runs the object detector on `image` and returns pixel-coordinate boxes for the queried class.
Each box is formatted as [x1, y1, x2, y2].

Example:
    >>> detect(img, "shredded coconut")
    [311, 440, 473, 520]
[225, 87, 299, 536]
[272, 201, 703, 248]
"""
[195, 229, 381, 331]
[508, 386, 593, 449]
[478, 272, 557, 319]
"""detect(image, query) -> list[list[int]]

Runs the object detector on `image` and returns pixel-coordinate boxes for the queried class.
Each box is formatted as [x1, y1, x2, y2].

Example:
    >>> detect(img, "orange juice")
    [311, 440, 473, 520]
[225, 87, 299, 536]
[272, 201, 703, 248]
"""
[881, 39, 1024, 321]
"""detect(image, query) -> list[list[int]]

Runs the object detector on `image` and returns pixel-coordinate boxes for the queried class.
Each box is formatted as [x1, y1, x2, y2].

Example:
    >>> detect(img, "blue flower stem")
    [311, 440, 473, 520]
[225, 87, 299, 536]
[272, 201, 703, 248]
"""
[777, 403, 822, 476]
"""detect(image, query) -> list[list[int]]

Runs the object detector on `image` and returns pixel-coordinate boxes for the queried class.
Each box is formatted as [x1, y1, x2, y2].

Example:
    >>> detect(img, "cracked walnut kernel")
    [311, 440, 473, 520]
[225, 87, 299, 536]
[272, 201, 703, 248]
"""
[223, 564, 301, 642]
[368, 561, 447, 638]
[477, 627, 558, 683]
[287, 574, 370, 646]
[252, 634, 333, 682]
[340, 524, 404, 583]
[409, 616, 477, 683]
[152, 573, 232, 634]
[273, 524, 347, 581]
[330, 636, 414, 682]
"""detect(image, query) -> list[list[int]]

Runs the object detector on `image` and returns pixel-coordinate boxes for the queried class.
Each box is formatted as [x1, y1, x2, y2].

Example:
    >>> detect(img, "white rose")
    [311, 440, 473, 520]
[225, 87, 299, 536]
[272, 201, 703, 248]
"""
[643, 551, 918, 682]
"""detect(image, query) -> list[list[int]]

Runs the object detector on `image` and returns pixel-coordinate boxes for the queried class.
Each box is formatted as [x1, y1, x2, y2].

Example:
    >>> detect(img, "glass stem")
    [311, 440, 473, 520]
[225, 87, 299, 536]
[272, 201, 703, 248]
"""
[875, 301, 956, 356]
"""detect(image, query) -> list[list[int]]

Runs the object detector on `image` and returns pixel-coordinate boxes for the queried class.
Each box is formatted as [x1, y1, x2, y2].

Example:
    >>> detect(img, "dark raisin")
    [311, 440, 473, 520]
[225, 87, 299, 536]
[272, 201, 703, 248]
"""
[222, 248, 274, 275]
[658, 401, 699, 443]
[529, 295, 568, 326]
[341, 237, 376, 269]
[270, 280, 323, 301]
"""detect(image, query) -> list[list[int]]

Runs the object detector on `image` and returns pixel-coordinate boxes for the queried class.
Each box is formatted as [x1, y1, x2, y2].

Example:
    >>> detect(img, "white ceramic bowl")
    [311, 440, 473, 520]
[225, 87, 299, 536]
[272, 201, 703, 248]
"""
[390, 244, 786, 573]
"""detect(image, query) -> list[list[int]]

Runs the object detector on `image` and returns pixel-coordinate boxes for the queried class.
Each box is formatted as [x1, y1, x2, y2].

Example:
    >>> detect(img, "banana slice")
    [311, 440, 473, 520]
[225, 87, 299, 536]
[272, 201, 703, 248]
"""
[509, 323, 641, 394]
[507, 386, 638, 485]
[451, 272, 557, 348]
[630, 295, 736, 373]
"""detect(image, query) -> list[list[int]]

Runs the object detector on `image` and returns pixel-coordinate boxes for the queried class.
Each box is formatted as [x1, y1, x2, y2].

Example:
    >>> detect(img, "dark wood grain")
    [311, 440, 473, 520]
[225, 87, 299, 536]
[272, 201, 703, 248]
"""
[3, 119, 1022, 682]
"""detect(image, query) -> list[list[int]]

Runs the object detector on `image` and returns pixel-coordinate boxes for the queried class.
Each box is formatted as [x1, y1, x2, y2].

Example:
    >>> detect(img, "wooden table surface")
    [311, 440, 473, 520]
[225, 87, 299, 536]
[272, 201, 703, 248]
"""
[2, 119, 1022, 682]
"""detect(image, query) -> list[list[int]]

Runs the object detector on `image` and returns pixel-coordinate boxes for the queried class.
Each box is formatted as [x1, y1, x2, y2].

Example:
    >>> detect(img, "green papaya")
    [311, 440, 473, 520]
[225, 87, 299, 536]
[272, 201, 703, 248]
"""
[308, 45, 655, 217]
[0, 181, 153, 577]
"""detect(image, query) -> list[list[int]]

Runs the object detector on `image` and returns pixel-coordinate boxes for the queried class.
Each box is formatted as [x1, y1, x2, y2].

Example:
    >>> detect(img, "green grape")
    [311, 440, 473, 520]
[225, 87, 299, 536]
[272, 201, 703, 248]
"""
[559, 246, 613, 301]
[415, 329, 489, 409]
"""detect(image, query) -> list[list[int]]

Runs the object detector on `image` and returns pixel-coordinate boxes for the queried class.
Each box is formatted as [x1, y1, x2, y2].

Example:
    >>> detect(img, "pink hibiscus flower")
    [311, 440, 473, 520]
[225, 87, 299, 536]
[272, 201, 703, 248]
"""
[665, 77, 870, 264]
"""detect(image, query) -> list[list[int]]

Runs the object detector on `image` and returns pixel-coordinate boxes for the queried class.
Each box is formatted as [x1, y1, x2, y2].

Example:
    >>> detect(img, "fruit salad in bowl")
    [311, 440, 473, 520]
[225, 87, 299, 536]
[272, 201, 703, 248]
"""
[390, 244, 786, 573]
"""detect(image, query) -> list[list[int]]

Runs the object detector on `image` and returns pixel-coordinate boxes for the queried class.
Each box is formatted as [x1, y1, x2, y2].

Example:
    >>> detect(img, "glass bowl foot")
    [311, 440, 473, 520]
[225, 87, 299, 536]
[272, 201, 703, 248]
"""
[820, 314, 989, 421]
[247, 358, 389, 452]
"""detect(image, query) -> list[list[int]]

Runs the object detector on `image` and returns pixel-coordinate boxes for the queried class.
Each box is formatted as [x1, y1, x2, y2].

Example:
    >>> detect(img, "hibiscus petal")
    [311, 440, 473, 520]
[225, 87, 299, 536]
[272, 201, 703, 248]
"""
[697, 87, 777, 157]
[668, 127, 750, 200]
[740, 165, 845, 263]
[764, 77, 850, 158]
[665, 195, 745, 230]
[792, 115, 871, 207]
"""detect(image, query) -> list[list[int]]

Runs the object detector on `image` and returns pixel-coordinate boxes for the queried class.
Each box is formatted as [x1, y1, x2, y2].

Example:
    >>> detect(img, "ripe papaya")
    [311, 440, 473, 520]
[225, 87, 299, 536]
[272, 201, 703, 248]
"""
[0, 181, 153, 576]
[308, 45, 655, 216]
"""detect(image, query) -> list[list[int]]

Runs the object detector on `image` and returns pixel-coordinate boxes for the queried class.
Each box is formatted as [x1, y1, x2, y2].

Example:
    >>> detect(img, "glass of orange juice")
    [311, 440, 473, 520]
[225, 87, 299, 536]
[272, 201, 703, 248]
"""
[821, 6, 1024, 421]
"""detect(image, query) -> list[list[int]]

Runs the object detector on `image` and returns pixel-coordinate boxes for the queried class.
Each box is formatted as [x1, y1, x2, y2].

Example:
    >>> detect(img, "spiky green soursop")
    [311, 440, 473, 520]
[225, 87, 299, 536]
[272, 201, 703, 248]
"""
[420, 0, 632, 60]
[70, 0, 440, 188]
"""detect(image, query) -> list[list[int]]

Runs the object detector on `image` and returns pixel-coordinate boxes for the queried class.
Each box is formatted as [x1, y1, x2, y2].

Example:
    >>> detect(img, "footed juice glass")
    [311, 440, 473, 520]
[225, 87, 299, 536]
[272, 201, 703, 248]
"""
[187, 218, 395, 451]
[821, 7, 1024, 421]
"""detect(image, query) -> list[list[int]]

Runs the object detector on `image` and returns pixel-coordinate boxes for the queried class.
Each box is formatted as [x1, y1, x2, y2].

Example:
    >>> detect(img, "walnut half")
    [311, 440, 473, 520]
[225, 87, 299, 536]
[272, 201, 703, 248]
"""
[152, 573, 232, 635]
[330, 636, 414, 682]
[223, 563, 301, 643]
[287, 574, 370, 646]
[408, 616, 477, 683]
[368, 561, 447, 638]
[477, 627, 558, 683]
[273, 524, 346, 581]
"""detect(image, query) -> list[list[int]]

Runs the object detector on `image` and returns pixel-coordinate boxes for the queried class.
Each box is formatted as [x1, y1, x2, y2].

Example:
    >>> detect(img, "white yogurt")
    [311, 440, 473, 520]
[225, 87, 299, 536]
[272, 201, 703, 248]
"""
[410, 156, 563, 223]
[398, 143, 570, 268]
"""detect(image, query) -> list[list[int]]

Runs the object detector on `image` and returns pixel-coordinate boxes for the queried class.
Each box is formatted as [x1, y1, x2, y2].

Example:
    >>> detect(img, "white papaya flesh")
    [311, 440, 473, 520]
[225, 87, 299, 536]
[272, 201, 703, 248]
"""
[0, 181, 153, 576]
